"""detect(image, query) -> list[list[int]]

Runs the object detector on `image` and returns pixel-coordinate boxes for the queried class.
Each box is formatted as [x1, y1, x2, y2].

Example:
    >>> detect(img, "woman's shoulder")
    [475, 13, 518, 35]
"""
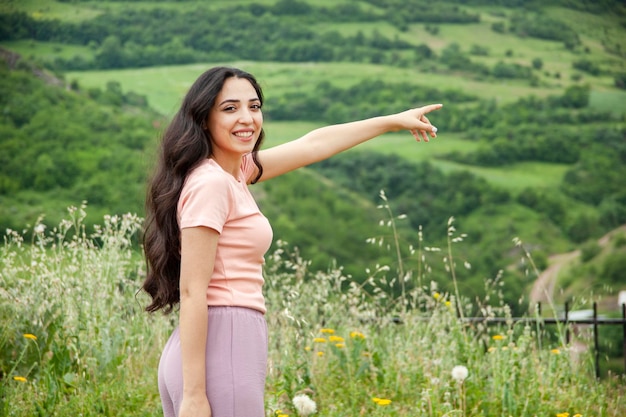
[183, 160, 234, 193]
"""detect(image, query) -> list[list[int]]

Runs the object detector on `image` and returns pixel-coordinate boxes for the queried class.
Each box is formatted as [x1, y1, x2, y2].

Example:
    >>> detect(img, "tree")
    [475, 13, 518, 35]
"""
[560, 84, 590, 108]
[614, 73, 626, 90]
[95, 35, 124, 69]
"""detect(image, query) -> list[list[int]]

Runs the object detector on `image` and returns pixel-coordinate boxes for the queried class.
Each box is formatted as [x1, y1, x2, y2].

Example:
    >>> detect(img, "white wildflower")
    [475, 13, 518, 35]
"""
[451, 365, 469, 382]
[292, 393, 317, 416]
[34, 224, 46, 234]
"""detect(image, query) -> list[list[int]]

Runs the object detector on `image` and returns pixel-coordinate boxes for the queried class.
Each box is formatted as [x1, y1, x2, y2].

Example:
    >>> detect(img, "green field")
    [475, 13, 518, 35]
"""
[63, 60, 620, 118]
[2, 39, 93, 61]
[0, 0, 102, 21]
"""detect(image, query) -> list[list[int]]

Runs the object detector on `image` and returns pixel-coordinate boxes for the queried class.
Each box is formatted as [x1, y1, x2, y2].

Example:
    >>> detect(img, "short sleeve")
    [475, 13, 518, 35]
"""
[241, 153, 257, 183]
[178, 171, 233, 233]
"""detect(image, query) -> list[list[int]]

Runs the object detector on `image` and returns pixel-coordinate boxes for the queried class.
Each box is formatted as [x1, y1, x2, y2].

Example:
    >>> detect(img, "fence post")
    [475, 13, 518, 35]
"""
[565, 301, 570, 345]
[593, 302, 600, 379]
[622, 303, 625, 376]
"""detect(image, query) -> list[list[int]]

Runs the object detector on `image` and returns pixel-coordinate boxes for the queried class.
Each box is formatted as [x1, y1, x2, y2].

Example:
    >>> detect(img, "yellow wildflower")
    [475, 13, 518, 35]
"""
[23, 334, 37, 341]
[551, 349, 561, 355]
[277, 414, 288, 417]
[492, 334, 505, 341]
[320, 328, 335, 334]
[445, 301, 452, 307]
[488, 347, 496, 353]
[313, 338, 327, 343]
[433, 292, 441, 300]
[335, 343, 345, 349]
[316, 351, 324, 357]
[329, 335, 345, 343]
[362, 352, 371, 357]
[372, 397, 392, 406]
[573, 414, 582, 417]
[556, 413, 570, 417]
[13, 376, 27, 382]
[304, 346, 311, 351]
[350, 331, 366, 339]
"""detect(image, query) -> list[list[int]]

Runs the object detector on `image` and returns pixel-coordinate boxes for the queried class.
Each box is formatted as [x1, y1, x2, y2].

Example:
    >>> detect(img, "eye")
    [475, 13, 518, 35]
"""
[251, 103, 262, 111]
[223, 105, 237, 112]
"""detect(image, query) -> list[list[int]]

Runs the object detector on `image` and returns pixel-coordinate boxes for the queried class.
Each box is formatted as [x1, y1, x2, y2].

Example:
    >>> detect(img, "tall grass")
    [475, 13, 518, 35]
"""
[1, 202, 624, 416]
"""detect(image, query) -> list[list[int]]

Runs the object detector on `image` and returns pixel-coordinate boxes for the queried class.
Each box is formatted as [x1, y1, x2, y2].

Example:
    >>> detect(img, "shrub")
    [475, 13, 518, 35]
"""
[580, 240, 602, 263]
[601, 253, 626, 285]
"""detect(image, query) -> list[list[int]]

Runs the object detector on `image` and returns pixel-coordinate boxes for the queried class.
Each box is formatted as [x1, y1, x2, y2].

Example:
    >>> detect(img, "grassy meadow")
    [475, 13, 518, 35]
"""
[2, 209, 625, 416]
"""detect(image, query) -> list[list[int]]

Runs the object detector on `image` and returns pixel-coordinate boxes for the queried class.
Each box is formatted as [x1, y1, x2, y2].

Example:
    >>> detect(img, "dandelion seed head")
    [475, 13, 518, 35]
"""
[451, 365, 469, 382]
[292, 393, 317, 416]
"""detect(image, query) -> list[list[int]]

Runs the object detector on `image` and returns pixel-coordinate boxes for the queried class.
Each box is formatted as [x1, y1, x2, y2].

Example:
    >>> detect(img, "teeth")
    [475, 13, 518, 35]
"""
[234, 132, 253, 137]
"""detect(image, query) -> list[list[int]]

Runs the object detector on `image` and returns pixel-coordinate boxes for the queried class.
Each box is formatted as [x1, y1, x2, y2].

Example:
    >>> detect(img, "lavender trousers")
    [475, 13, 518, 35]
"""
[158, 306, 268, 417]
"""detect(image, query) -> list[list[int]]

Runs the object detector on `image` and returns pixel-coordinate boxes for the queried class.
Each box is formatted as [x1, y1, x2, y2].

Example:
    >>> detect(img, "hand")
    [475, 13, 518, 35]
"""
[179, 394, 211, 417]
[392, 103, 443, 142]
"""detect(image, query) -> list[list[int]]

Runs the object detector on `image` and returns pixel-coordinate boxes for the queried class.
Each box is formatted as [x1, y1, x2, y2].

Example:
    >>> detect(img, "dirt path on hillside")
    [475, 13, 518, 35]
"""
[528, 225, 626, 306]
[529, 250, 579, 305]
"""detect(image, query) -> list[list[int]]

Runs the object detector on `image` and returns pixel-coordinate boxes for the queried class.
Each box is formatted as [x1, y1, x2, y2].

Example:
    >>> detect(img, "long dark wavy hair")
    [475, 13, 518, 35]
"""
[142, 67, 265, 314]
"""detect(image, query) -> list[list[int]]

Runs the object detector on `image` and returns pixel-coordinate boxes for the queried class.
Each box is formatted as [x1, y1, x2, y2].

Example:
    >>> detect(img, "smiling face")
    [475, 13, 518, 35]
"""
[207, 76, 263, 164]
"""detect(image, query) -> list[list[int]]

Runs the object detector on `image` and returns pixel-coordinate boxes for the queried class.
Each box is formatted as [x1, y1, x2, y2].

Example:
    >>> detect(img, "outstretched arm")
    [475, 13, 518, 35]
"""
[254, 104, 442, 182]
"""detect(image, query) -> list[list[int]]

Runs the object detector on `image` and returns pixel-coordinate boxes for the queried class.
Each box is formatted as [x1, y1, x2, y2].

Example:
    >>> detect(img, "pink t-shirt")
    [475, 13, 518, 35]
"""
[177, 154, 273, 314]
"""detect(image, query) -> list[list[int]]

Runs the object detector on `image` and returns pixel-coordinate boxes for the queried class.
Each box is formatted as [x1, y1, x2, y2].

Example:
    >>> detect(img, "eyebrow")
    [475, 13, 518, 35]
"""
[218, 98, 260, 106]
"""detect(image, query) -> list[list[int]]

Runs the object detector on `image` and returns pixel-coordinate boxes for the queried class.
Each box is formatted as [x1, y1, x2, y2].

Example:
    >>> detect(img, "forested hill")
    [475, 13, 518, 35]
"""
[0, 52, 161, 229]
[1, 0, 626, 311]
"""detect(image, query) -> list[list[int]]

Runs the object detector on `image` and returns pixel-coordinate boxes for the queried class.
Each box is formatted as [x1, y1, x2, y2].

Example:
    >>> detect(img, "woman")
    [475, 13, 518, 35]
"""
[142, 66, 441, 417]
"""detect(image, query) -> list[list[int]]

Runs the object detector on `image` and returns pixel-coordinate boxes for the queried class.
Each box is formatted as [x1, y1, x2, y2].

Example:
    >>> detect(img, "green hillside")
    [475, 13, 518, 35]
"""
[1, 0, 626, 311]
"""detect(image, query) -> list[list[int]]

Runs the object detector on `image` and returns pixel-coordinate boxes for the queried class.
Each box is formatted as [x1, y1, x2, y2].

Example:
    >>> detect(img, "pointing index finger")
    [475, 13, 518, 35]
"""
[423, 103, 443, 114]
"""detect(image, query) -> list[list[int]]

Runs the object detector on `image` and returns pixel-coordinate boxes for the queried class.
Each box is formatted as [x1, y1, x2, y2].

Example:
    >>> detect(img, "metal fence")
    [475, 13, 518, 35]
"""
[460, 302, 626, 378]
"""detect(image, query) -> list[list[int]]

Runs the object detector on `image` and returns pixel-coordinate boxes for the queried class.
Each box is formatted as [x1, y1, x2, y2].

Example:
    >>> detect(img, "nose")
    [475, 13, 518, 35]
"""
[238, 108, 254, 124]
